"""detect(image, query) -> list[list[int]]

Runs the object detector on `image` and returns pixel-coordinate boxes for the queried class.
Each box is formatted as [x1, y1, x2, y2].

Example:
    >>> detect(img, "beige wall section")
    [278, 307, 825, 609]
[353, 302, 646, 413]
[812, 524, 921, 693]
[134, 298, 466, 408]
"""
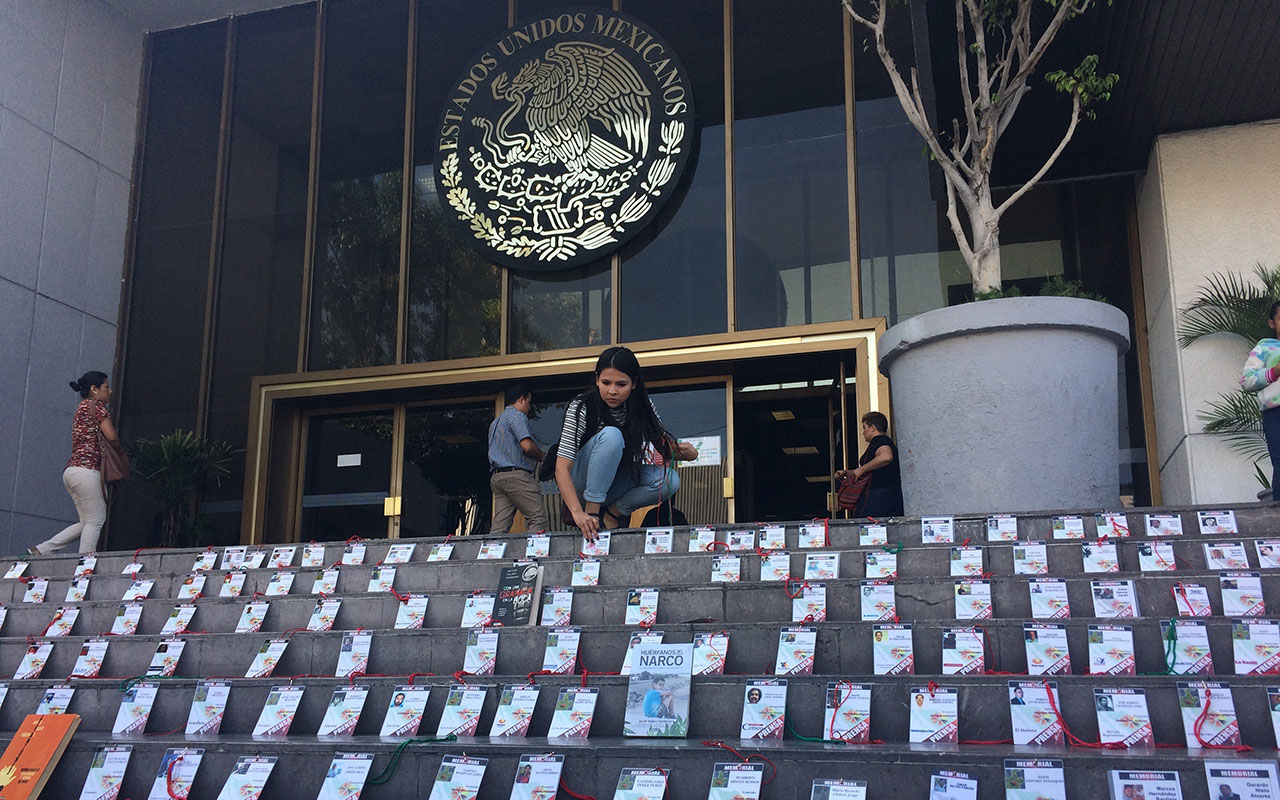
[1137, 119, 1280, 504]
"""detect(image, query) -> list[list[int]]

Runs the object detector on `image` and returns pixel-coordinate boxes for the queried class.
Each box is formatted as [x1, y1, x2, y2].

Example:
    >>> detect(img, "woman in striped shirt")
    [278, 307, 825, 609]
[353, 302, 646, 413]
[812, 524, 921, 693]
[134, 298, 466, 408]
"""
[554, 347, 698, 541]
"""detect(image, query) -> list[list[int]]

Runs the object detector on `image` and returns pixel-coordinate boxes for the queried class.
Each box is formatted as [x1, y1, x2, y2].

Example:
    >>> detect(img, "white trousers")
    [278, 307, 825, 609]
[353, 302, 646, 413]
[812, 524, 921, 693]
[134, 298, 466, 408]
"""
[37, 467, 107, 553]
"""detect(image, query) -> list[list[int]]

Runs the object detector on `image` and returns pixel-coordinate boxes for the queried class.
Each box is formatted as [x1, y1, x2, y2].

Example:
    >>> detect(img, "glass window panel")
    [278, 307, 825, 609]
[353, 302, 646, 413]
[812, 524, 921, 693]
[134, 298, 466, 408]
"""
[300, 411, 393, 541]
[120, 22, 226, 442]
[509, 260, 612, 353]
[406, 2, 507, 364]
[207, 7, 315, 501]
[400, 403, 496, 538]
[619, 0, 727, 342]
[307, 0, 409, 371]
[733, 0, 850, 330]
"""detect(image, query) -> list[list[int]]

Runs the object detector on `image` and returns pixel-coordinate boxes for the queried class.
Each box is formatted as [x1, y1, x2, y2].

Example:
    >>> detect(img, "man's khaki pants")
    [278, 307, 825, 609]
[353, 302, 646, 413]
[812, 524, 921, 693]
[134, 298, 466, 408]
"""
[490, 469, 549, 534]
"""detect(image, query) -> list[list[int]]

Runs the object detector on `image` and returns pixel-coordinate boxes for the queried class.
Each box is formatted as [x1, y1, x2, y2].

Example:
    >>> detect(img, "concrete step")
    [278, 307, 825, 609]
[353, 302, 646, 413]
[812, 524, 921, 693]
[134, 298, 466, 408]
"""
[34, 731, 1269, 800]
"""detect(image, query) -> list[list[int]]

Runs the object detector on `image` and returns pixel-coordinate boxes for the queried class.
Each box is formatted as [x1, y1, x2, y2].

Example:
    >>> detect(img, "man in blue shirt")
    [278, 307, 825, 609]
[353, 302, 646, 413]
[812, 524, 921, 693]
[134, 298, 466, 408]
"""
[488, 384, 549, 534]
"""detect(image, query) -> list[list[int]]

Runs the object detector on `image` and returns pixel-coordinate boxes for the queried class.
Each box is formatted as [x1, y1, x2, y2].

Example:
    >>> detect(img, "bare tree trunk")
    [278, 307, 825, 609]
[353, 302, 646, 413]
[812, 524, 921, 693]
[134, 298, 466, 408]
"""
[969, 190, 1002, 294]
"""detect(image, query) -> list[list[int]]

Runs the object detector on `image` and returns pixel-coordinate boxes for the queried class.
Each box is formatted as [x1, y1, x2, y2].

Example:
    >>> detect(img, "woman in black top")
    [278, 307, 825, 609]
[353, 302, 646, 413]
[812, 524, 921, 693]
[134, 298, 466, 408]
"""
[836, 411, 904, 518]
[554, 347, 699, 540]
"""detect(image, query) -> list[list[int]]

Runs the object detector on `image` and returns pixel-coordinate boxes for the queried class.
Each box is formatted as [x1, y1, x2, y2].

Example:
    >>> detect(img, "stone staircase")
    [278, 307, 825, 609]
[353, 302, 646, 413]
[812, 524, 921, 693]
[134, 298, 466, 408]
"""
[3, 505, 1279, 798]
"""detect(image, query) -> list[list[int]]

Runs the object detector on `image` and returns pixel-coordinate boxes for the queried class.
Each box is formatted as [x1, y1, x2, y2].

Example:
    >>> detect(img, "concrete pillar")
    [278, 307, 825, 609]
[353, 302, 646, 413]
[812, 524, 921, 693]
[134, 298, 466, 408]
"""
[1137, 120, 1280, 504]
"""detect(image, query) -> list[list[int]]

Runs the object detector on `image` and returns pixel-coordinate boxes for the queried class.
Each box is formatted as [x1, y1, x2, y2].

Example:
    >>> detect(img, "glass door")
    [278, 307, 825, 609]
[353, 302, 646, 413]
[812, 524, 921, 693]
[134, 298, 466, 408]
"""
[299, 409, 395, 541]
[399, 401, 496, 538]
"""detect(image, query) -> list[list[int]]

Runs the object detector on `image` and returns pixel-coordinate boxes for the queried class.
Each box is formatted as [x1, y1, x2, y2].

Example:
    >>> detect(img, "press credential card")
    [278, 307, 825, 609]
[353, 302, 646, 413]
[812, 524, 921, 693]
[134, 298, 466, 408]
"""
[1203, 760, 1280, 800]
[525, 535, 550, 558]
[77, 745, 131, 800]
[740, 679, 786, 739]
[581, 531, 611, 556]
[47, 607, 78, 636]
[1008, 681, 1064, 746]
[1095, 513, 1130, 537]
[625, 588, 659, 626]
[1137, 541, 1177, 572]
[192, 550, 218, 571]
[146, 748, 203, 800]
[1091, 580, 1138, 618]
[367, 566, 395, 593]
[112, 681, 158, 735]
[1205, 541, 1250, 571]
[264, 571, 294, 596]
[301, 545, 327, 566]
[1082, 540, 1120, 573]
[428, 543, 453, 562]
[36, 684, 74, 714]
[571, 558, 600, 586]
[1177, 681, 1239, 747]
[910, 686, 958, 743]
[1051, 515, 1086, 539]
[220, 546, 246, 570]
[707, 763, 764, 800]
[793, 583, 826, 622]
[621, 630, 664, 675]
[1088, 624, 1135, 675]
[811, 779, 866, 800]
[1004, 759, 1066, 800]
[950, 546, 983, 576]
[492, 685, 540, 737]
[922, 517, 954, 544]
[873, 624, 914, 674]
[1222, 572, 1266, 616]
[176, 573, 205, 599]
[1013, 542, 1048, 575]
[761, 525, 787, 550]
[942, 627, 984, 675]
[614, 768, 669, 800]
[1095, 687, 1153, 747]
[186, 681, 231, 735]
[689, 527, 717, 552]
[1024, 623, 1071, 676]
[317, 685, 369, 736]
[805, 552, 839, 580]
[929, 770, 977, 800]
[307, 598, 343, 631]
[711, 555, 741, 583]
[540, 587, 572, 626]
[122, 579, 154, 601]
[75, 555, 97, 576]
[1146, 513, 1183, 536]
[380, 685, 429, 736]
[1199, 511, 1239, 535]
[823, 681, 871, 742]
[267, 546, 296, 569]
[548, 687, 598, 738]
[242, 549, 267, 569]
[860, 580, 896, 622]
[342, 543, 366, 565]
[1029, 578, 1070, 619]
[954, 579, 992, 619]
[316, 752, 373, 800]
[692, 631, 729, 675]
[1233, 619, 1280, 674]
[70, 638, 109, 678]
[774, 626, 816, 675]
[145, 639, 185, 677]
[507, 754, 564, 800]
[543, 626, 581, 674]
[427, 755, 487, 800]
[1173, 584, 1212, 617]
[65, 577, 89, 602]
[644, 528, 673, 553]
[219, 571, 246, 597]
[1107, 771, 1181, 800]
[463, 629, 499, 676]
[761, 551, 790, 581]
[461, 593, 496, 627]
[336, 630, 372, 678]
[394, 595, 429, 629]
[436, 684, 486, 737]
[860, 524, 888, 546]
[1161, 619, 1214, 675]
[4, 561, 27, 579]
[23, 578, 47, 603]
[215, 756, 276, 800]
[799, 523, 827, 548]
[312, 568, 339, 595]
[121, 561, 145, 575]
[245, 638, 289, 678]
[987, 514, 1018, 541]
[728, 530, 755, 551]
[384, 543, 415, 564]
[865, 550, 898, 578]
[14, 641, 53, 679]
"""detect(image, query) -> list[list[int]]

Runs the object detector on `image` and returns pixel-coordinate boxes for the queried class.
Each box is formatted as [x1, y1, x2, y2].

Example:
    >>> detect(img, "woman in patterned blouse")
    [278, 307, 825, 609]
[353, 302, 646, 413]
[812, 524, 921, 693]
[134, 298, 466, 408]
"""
[30, 371, 119, 554]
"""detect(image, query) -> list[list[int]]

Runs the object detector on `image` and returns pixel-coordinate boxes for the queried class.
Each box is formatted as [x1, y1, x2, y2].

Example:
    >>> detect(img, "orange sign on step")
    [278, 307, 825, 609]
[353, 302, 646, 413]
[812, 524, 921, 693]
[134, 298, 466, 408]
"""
[0, 714, 81, 800]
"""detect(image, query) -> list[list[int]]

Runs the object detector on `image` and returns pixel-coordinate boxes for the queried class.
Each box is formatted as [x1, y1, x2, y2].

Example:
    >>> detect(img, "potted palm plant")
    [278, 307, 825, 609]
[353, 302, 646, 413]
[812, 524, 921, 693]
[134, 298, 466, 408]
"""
[843, 0, 1130, 514]
[128, 430, 238, 548]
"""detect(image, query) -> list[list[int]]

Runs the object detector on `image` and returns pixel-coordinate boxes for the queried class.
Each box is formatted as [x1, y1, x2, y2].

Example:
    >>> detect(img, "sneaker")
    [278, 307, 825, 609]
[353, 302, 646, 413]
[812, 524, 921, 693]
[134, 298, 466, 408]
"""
[27, 546, 40, 555]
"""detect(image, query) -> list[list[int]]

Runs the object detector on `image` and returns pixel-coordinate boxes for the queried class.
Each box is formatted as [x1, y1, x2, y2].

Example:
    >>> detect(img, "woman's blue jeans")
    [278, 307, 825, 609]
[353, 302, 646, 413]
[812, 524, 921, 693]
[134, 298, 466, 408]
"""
[1264, 406, 1280, 500]
[570, 427, 680, 513]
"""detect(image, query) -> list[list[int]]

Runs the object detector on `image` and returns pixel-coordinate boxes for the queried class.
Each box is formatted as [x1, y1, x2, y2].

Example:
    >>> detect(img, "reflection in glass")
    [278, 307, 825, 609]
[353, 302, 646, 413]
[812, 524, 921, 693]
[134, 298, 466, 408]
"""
[619, 0, 727, 342]
[401, 403, 495, 538]
[301, 411, 392, 541]
[733, 0, 851, 330]
[509, 261, 612, 352]
[207, 7, 314, 502]
[308, 0, 409, 371]
[407, 3, 507, 363]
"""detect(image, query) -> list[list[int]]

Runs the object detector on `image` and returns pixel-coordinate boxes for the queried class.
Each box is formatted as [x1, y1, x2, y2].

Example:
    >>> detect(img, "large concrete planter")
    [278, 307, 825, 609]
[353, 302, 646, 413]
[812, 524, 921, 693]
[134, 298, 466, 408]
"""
[878, 296, 1131, 516]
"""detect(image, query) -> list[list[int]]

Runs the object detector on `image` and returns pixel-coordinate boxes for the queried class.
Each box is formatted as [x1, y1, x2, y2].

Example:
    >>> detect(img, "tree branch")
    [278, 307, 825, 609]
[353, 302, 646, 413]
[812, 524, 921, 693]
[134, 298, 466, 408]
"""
[995, 90, 1081, 217]
[943, 177, 977, 267]
[963, 0, 992, 108]
[955, 0, 979, 139]
[1002, 0, 1086, 102]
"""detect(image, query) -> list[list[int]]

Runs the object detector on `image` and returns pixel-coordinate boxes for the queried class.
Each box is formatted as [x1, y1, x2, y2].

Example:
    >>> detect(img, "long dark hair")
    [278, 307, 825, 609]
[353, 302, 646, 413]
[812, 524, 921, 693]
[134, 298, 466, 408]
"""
[581, 346, 673, 479]
[69, 371, 108, 399]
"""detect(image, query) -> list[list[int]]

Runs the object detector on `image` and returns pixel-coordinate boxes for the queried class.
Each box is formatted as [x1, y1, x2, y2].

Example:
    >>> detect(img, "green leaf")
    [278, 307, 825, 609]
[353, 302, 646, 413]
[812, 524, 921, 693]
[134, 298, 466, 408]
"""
[1178, 263, 1280, 347]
